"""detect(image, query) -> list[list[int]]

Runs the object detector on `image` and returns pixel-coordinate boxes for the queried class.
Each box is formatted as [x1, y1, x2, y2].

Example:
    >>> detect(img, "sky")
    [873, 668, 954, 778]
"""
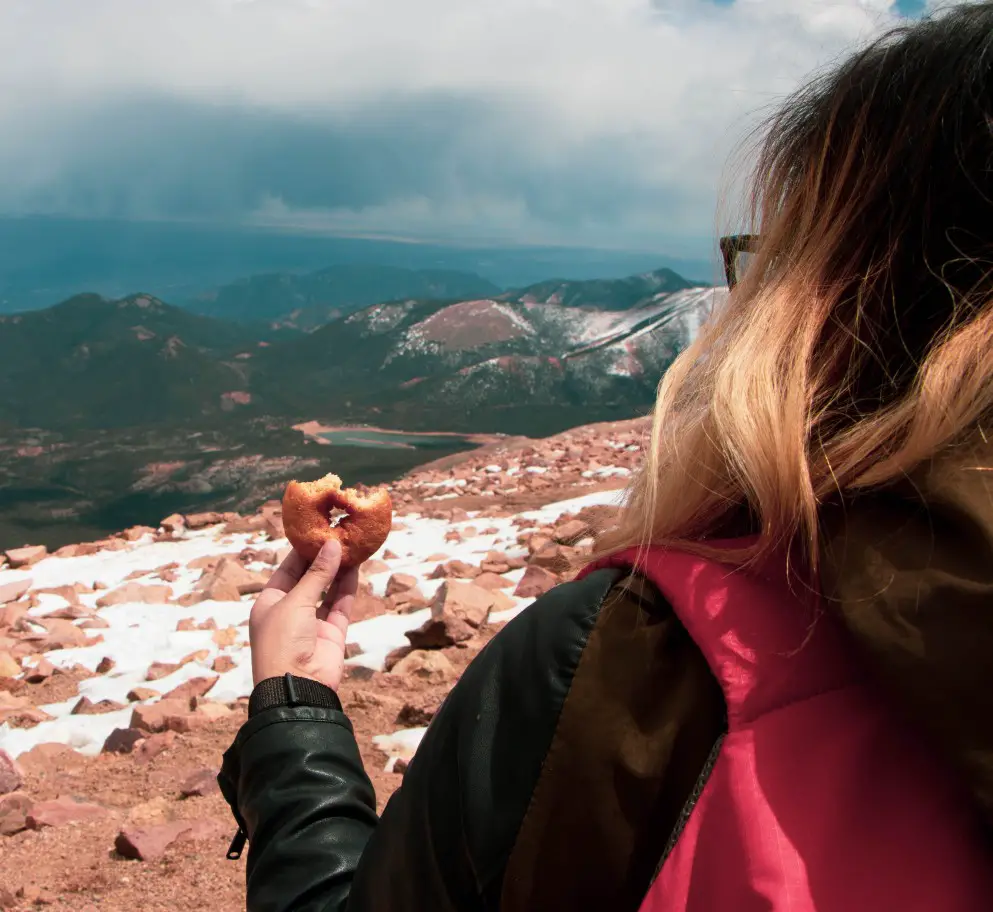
[0, 0, 961, 259]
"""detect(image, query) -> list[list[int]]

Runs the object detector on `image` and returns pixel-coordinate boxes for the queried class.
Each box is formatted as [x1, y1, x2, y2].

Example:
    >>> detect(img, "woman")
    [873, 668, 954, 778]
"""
[218, 5, 993, 909]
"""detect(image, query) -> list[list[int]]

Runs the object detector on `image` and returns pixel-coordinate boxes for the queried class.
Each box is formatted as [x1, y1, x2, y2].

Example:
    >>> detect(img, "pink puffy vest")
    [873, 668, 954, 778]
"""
[577, 544, 993, 911]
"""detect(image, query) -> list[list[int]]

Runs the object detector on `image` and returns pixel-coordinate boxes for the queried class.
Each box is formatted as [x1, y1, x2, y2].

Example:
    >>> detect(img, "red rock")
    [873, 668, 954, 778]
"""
[396, 694, 442, 727]
[40, 602, 94, 620]
[26, 797, 108, 829]
[115, 820, 192, 861]
[344, 642, 364, 659]
[428, 560, 480, 580]
[0, 750, 23, 795]
[405, 614, 475, 650]
[394, 758, 409, 775]
[23, 658, 55, 683]
[424, 552, 449, 562]
[221, 514, 268, 534]
[37, 584, 84, 604]
[444, 530, 463, 543]
[102, 728, 146, 754]
[175, 617, 197, 632]
[0, 577, 31, 605]
[350, 594, 387, 623]
[161, 676, 218, 703]
[191, 699, 233, 722]
[211, 655, 237, 674]
[4, 546, 47, 569]
[160, 513, 186, 534]
[192, 557, 267, 602]
[513, 565, 560, 599]
[553, 519, 591, 544]
[362, 559, 390, 575]
[390, 650, 456, 685]
[24, 617, 96, 651]
[77, 616, 110, 630]
[384, 573, 418, 597]
[430, 580, 499, 628]
[130, 699, 189, 733]
[71, 696, 126, 715]
[386, 592, 429, 614]
[96, 582, 173, 607]
[184, 511, 226, 530]
[0, 652, 19, 678]
[473, 571, 512, 590]
[127, 687, 160, 702]
[0, 601, 28, 630]
[134, 731, 177, 764]
[15, 743, 77, 774]
[179, 648, 210, 666]
[145, 661, 181, 682]
[382, 549, 399, 559]
[95, 656, 116, 674]
[0, 790, 32, 835]
[211, 626, 239, 647]
[384, 645, 413, 671]
[529, 543, 579, 575]
[179, 768, 220, 798]
[0, 706, 53, 728]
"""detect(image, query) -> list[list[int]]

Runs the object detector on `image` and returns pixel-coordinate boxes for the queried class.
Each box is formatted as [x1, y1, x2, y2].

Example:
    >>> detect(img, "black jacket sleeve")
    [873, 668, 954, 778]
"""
[217, 567, 623, 912]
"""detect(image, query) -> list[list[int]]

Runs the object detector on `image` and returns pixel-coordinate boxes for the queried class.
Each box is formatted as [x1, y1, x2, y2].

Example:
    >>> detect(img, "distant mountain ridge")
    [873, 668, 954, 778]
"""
[0, 266, 724, 432]
[189, 265, 502, 329]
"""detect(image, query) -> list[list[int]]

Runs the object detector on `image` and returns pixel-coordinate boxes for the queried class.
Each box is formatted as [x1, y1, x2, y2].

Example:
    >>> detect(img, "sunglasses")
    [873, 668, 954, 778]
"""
[719, 234, 760, 289]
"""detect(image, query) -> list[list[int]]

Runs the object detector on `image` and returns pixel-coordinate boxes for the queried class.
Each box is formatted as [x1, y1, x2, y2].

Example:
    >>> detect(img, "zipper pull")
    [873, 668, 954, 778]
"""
[226, 827, 247, 860]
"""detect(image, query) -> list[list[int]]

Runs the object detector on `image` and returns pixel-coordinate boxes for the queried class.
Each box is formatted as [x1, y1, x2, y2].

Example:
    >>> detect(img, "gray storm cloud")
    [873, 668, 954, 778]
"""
[0, 0, 938, 252]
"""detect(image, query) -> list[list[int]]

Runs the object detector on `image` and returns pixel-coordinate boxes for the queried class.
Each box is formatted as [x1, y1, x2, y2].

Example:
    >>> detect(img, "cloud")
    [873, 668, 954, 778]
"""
[0, 0, 933, 254]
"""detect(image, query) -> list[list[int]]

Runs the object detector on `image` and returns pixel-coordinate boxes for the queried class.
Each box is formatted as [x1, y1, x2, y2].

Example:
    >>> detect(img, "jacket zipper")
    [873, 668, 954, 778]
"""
[227, 827, 247, 860]
[650, 728, 727, 884]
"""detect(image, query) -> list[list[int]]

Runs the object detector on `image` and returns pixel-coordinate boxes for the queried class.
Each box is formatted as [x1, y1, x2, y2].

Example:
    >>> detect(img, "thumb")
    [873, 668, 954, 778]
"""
[293, 539, 343, 605]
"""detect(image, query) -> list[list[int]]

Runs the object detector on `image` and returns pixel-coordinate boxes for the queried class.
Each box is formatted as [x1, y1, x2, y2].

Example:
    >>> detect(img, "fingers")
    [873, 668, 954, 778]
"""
[318, 565, 359, 623]
[263, 548, 310, 596]
[292, 539, 343, 606]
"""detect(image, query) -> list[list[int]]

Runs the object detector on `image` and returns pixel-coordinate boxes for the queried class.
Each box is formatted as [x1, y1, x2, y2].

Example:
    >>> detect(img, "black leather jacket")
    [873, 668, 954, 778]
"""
[218, 567, 725, 912]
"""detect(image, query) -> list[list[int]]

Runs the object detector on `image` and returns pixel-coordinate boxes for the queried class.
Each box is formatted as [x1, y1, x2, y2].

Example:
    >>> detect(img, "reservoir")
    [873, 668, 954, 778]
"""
[318, 429, 476, 450]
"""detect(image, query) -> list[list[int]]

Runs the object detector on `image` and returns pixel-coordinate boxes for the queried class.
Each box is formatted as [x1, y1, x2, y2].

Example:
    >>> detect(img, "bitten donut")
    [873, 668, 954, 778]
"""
[281, 472, 393, 569]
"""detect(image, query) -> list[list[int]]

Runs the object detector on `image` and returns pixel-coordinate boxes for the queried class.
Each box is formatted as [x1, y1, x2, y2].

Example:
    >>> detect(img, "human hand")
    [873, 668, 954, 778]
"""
[248, 539, 360, 692]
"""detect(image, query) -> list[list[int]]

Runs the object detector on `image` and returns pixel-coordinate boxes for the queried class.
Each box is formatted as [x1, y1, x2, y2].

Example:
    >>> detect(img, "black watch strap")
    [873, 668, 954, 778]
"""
[248, 673, 343, 717]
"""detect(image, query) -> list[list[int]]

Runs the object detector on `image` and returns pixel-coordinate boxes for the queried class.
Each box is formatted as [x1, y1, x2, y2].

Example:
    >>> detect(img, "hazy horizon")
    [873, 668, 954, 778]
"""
[0, 0, 944, 262]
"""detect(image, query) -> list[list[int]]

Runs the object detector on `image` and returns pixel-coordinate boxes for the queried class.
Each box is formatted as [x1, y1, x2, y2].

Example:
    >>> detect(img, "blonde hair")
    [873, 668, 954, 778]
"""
[596, 4, 993, 573]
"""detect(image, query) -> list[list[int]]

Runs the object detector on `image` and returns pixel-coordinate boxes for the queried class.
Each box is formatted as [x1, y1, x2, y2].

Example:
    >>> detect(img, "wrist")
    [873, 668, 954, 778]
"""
[248, 673, 343, 718]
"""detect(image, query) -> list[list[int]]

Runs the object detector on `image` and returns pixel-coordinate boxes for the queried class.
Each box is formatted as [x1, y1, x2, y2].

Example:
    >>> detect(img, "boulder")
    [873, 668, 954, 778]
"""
[0, 577, 32, 606]
[3, 546, 47, 569]
[134, 731, 177, 764]
[405, 614, 475, 650]
[179, 768, 220, 799]
[102, 728, 146, 754]
[26, 797, 108, 829]
[115, 818, 227, 861]
[390, 650, 456, 685]
[96, 582, 173, 608]
[0, 791, 32, 836]
[513, 565, 561, 599]
[0, 750, 23, 795]
[161, 676, 218, 704]
[0, 652, 19, 678]
[71, 696, 126, 715]
[384, 573, 419, 597]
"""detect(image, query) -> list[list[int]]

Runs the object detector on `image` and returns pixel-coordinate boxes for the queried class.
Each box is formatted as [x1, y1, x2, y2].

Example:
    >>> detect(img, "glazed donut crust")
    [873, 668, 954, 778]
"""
[282, 472, 393, 569]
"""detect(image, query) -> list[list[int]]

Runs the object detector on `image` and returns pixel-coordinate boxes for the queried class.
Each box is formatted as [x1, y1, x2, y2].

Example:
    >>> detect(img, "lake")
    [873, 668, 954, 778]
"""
[318, 429, 477, 450]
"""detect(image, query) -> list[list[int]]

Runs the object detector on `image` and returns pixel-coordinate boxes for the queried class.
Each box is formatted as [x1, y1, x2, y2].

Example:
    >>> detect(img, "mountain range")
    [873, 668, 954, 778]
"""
[0, 263, 725, 548]
[0, 267, 720, 431]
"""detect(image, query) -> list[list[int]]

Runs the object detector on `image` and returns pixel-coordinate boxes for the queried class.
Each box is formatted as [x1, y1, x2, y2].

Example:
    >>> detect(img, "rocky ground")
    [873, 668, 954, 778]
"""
[0, 416, 648, 910]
